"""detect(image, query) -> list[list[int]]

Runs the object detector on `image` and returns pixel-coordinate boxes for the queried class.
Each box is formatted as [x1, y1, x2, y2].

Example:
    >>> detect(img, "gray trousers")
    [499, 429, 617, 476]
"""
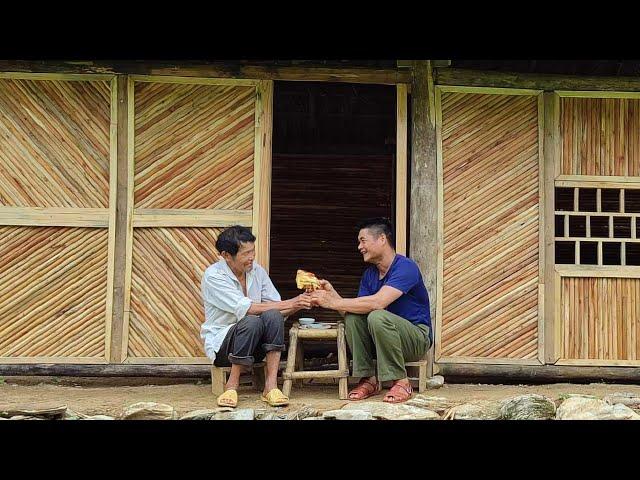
[213, 309, 285, 367]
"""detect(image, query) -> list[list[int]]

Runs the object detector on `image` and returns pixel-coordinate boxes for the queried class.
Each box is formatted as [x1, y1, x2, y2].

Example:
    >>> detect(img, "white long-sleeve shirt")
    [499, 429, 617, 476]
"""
[200, 259, 281, 362]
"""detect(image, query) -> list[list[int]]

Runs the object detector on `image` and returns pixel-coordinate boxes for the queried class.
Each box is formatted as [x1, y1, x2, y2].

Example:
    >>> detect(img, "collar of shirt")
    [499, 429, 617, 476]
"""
[220, 259, 256, 292]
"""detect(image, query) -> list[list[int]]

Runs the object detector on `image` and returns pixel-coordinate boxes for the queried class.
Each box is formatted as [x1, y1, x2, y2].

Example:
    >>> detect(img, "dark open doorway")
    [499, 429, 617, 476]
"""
[269, 81, 398, 354]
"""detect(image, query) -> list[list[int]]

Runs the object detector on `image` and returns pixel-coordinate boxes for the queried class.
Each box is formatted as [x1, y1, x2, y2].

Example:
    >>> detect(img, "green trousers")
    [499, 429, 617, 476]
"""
[344, 309, 431, 382]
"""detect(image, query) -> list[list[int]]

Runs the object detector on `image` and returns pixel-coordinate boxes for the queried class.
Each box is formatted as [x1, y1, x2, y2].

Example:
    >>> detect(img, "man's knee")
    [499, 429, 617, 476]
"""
[344, 313, 359, 326]
[367, 309, 390, 330]
[261, 309, 284, 324]
[240, 315, 264, 334]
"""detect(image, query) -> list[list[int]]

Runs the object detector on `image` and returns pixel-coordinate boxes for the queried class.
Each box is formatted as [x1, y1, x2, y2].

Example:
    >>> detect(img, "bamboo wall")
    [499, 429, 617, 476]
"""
[0, 73, 270, 365]
[556, 94, 640, 365]
[561, 97, 640, 176]
[123, 78, 268, 364]
[438, 90, 541, 361]
[560, 276, 640, 361]
[0, 77, 114, 362]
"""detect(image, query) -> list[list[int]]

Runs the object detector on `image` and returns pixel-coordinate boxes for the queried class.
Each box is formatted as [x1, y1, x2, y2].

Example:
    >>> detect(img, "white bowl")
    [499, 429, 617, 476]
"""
[299, 317, 315, 325]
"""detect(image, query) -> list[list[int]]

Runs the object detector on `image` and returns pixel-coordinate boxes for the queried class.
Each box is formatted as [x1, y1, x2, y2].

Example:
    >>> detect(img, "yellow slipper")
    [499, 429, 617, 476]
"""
[261, 388, 289, 407]
[217, 389, 238, 408]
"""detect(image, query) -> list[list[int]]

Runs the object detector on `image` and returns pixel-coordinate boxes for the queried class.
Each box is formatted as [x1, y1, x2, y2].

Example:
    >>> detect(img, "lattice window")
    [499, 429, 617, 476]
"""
[555, 186, 640, 265]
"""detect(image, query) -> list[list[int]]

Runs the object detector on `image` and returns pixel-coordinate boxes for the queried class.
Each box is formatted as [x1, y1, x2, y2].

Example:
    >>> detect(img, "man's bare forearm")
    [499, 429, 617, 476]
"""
[247, 299, 294, 315]
[333, 295, 384, 315]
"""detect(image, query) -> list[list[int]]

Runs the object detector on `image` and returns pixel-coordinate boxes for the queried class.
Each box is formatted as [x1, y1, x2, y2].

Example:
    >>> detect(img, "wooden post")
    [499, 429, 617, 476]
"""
[409, 61, 439, 337]
[543, 92, 561, 364]
[108, 75, 130, 363]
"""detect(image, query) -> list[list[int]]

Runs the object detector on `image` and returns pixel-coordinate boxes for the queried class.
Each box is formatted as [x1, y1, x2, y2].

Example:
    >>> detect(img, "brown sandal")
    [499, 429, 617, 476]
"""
[348, 379, 381, 401]
[383, 381, 413, 403]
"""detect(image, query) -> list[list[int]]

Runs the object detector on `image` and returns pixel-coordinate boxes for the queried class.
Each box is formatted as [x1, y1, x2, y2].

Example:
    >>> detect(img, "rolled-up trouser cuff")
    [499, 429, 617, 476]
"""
[228, 354, 255, 366]
[263, 343, 285, 352]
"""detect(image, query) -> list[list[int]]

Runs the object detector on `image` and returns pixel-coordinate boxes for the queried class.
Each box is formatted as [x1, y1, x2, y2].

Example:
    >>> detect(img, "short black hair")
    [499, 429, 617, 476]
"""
[215, 225, 256, 256]
[356, 217, 395, 248]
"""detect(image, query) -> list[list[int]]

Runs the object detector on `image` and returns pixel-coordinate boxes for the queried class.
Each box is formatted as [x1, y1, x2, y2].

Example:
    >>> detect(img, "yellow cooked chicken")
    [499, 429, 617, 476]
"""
[296, 269, 321, 291]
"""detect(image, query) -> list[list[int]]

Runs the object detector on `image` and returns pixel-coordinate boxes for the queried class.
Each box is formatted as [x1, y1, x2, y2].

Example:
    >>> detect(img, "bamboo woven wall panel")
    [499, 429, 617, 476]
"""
[0, 79, 111, 207]
[441, 92, 540, 359]
[127, 228, 221, 358]
[134, 82, 256, 209]
[561, 276, 640, 360]
[561, 97, 640, 176]
[0, 226, 107, 357]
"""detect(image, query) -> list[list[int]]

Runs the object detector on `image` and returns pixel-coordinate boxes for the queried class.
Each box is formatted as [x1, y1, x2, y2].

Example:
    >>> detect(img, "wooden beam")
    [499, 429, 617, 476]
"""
[396, 84, 408, 255]
[436, 68, 640, 92]
[132, 209, 252, 228]
[0, 363, 212, 377]
[252, 80, 274, 271]
[0, 61, 411, 85]
[543, 92, 561, 364]
[438, 362, 640, 383]
[108, 75, 130, 364]
[0, 208, 108, 227]
[409, 61, 439, 346]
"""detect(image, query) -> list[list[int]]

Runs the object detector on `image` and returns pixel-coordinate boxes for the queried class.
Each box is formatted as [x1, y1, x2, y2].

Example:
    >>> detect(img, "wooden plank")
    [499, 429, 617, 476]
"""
[556, 175, 640, 186]
[554, 237, 640, 243]
[0, 363, 212, 376]
[104, 77, 118, 362]
[435, 68, 640, 92]
[437, 362, 640, 382]
[436, 85, 542, 96]
[0, 208, 108, 227]
[410, 61, 439, 358]
[123, 357, 211, 365]
[556, 265, 640, 277]
[108, 75, 130, 364]
[129, 75, 259, 86]
[436, 356, 541, 365]
[120, 77, 136, 361]
[557, 90, 640, 99]
[396, 84, 408, 255]
[252, 80, 273, 270]
[0, 61, 411, 85]
[0, 71, 115, 82]
[543, 92, 560, 363]
[0, 357, 109, 364]
[556, 358, 640, 367]
[133, 210, 253, 228]
[556, 211, 640, 218]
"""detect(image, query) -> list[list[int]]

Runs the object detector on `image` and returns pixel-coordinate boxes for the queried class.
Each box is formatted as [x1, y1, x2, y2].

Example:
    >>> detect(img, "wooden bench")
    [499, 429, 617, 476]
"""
[405, 342, 436, 393]
[210, 362, 266, 396]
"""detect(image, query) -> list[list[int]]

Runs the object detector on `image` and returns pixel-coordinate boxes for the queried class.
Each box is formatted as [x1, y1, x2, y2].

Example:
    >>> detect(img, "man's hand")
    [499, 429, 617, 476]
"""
[310, 289, 339, 310]
[318, 279, 336, 293]
[292, 293, 313, 312]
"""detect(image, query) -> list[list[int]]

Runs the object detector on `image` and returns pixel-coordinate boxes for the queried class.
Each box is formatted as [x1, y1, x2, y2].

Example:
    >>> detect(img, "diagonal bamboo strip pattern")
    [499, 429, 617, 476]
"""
[0, 79, 111, 208]
[441, 92, 540, 359]
[127, 228, 221, 358]
[0, 226, 107, 357]
[133, 82, 256, 209]
[561, 276, 640, 360]
[561, 97, 640, 176]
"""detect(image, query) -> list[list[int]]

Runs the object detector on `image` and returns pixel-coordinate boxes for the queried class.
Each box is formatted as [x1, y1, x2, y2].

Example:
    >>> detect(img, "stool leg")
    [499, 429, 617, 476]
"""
[295, 342, 305, 386]
[426, 344, 434, 378]
[252, 364, 266, 392]
[282, 325, 299, 397]
[337, 322, 349, 400]
[211, 366, 225, 396]
[418, 363, 427, 393]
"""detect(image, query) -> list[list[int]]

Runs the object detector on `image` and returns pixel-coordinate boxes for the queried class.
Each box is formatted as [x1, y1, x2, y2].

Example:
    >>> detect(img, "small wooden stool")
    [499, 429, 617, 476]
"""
[210, 362, 266, 396]
[282, 322, 349, 400]
[405, 342, 437, 393]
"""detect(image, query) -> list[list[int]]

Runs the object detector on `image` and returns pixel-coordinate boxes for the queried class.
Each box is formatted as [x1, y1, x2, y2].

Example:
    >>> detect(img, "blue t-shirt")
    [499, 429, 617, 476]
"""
[358, 254, 432, 339]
